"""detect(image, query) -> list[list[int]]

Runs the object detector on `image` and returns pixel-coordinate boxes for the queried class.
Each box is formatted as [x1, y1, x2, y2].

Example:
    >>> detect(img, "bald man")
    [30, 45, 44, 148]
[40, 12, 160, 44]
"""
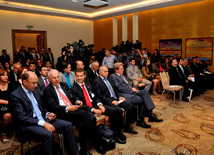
[9, 71, 78, 155]
[43, 69, 106, 155]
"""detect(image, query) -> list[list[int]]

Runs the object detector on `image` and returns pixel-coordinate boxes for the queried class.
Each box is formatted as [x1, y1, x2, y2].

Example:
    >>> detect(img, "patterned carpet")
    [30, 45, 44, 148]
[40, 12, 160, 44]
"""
[1, 90, 214, 155]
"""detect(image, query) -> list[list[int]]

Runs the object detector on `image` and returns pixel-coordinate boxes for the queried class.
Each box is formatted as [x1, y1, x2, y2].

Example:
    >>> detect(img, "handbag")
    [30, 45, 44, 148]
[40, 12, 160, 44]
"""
[97, 124, 114, 139]
[97, 124, 115, 151]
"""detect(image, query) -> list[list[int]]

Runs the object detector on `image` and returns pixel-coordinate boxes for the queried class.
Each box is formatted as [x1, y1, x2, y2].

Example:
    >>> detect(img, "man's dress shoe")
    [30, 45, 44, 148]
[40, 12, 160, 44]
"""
[136, 120, 151, 128]
[149, 114, 163, 122]
[123, 127, 138, 134]
[94, 145, 106, 154]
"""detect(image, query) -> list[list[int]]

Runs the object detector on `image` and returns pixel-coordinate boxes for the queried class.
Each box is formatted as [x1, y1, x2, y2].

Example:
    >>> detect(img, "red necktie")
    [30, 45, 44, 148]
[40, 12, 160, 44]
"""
[81, 84, 92, 107]
[56, 86, 72, 106]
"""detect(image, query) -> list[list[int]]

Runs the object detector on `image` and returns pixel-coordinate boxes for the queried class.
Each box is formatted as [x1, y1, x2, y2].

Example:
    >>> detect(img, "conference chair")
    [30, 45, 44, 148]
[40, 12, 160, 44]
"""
[159, 72, 183, 104]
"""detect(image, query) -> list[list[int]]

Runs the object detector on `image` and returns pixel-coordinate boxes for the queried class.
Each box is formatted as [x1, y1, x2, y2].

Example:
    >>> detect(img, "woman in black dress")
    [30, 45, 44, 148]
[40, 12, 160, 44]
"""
[0, 69, 14, 143]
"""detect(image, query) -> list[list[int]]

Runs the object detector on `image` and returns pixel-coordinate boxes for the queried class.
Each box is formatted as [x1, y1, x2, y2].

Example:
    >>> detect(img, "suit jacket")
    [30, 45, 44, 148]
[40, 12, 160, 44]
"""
[126, 65, 142, 81]
[87, 68, 98, 84]
[109, 73, 135, 102]
[9, 87, 47, 127]
[183, 65, 192, 77]
[93, 76, 120, 106]
[28, 53, 40, 62]
[38, 76, 48, 96]
[71, 82, 101, 112]
[45, 52, 54, 64]
[168, 66, 186, 86]
[190, 63, 201, 76]
[0, 54, 10, 65]
[59, 71, 76, 87]
[43, 82, 76, 115]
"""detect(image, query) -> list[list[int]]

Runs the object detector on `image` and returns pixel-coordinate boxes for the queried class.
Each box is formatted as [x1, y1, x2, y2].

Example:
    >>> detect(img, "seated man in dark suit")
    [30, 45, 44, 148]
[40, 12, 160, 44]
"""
[43, 69, 106, 155]
[72, 68, 126, 144]
[109, 62, 163, 128]
[169, 58, 190, 102]
[93, 66, 138, 136]
[87, 61, 99, 84]
[9, 71, 78, 155]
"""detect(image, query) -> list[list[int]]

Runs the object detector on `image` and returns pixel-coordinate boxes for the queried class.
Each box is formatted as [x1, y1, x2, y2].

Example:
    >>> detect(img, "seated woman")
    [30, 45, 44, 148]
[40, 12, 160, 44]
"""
[0, 69, 14, 143]
[3, 62, 11, 76]
[142, 59, 161, 95]
[59, 61, 75, 88]
[161, 57, 171, 72]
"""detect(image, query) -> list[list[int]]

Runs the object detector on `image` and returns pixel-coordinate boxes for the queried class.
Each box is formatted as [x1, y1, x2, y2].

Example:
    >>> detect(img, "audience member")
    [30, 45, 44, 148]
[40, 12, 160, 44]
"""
[102, 49, 115, 75]
[87, 61, 99, 84]
[109, 62, 163, 128]
[142, 59, 161, 95]
[169, 58, 190, 102]
[0, 49, 10, 66]
[29, 48, 40, 62]
[136, 48, 148, 69]
[3, 62, 11, 76]
[38, 66, 50, 96]
[8, 63, 21, 84]
[9, 60, 14, 70]
[44, 48, 54, 65]
[59, 61, 75, 89]
[161, 57, 171, 72]
[9, 71, 78, 155]
[0, 69, 14, 143]
[17, 66, 28, 86]
[93, 66, 138, 141]
[72, 68, 126, 144]
[151, 49, 161, 64]
[126, 58, 152, 90]
[28, 62, 40, 77]
[76, 60, 89, 82]
[43, 69, 106, 155]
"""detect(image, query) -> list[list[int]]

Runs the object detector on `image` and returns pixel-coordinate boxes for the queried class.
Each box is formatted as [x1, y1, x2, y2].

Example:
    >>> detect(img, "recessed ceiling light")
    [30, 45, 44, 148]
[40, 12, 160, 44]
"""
[84, 0, 108, 7]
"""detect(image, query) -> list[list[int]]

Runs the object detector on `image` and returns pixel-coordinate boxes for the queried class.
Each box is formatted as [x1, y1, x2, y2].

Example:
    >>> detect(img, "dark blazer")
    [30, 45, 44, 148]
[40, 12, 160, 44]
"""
[9, 87, 47, 127]
[190, 63, 201, 76]
[0, 54, 10, 65]
[43, 82, 76, 115]
[183, 65, 192, 77]
[71, 82, 101, 112]
[168, 66, 186, 86]
[45, 52, 54, 64]
[87, 68, 98, 84]
[93, 76, 120, 106]
[28, 53, 40, 62]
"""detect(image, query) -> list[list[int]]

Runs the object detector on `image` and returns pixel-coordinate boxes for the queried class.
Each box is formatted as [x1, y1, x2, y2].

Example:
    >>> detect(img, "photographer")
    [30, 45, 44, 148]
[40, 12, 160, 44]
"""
[57, 44, 77, 71]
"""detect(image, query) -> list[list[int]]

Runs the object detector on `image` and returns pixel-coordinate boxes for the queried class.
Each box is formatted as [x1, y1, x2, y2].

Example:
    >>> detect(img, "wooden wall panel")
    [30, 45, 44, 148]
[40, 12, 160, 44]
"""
[94, 18, 113, 52]
[127, 14, 133, 42]
[117, 16, 122, 45]
[94, 0, 214, 71]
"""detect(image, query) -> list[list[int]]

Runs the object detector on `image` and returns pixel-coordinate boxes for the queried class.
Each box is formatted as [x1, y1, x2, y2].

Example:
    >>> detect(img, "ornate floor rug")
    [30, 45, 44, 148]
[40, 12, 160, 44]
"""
[1, 90, 214, 155]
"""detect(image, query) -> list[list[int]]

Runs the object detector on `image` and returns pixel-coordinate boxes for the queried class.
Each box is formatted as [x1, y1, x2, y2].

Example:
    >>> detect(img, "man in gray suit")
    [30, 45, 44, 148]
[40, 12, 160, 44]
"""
[59, 61, 76, 88]
[109, 62, 163, 128]
[38, 66, 50, 96]
[126, 58, 152, 90]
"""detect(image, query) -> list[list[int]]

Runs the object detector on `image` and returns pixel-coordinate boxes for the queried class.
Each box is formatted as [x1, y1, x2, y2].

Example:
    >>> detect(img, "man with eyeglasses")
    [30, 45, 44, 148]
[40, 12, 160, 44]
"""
[9, 71, 79, 155]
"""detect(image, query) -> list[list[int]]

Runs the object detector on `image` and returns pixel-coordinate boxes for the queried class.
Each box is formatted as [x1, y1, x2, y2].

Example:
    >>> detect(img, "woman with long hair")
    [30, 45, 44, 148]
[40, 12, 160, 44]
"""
[0, 69, 14, 143]
[142, 59, 161, 95]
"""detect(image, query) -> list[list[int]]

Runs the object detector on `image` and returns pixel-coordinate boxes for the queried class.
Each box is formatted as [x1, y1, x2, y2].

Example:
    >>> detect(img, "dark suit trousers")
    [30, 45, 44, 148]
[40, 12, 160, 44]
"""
[118, 100, 135, 127]
[131, 89, 155, 119]
[102, 105, 124, 132]
[58, 109, 101, 152]
[22, 119, 79, 155]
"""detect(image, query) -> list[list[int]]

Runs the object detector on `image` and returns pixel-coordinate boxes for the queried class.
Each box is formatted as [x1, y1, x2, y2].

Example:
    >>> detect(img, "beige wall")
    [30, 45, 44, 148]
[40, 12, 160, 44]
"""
[0, 10, 93, 61]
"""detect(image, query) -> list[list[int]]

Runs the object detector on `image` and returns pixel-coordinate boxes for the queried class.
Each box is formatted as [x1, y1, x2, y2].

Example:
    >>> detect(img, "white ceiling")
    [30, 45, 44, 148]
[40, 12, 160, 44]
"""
[0, 0, 202, 20]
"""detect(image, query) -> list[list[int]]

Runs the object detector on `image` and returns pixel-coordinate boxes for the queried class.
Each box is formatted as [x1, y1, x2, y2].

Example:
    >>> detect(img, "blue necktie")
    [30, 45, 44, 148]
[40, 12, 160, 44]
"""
[28, 91, 44, 121]
[104, 79, 117, 99]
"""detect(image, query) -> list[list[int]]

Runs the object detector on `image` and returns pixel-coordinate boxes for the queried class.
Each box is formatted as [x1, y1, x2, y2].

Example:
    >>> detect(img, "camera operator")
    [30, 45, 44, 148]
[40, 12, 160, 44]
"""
[57, 44, 77, 71]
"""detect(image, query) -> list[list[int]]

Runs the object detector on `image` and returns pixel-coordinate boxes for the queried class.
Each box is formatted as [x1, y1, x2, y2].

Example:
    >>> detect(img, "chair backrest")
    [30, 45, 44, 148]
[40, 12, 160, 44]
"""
[160, 72, 170, 89]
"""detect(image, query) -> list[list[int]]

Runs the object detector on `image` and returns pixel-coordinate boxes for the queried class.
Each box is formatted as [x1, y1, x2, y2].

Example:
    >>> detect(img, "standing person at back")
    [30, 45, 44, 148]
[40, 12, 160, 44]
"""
[126, 58, 152, 90]
[102, 49, 115, 75]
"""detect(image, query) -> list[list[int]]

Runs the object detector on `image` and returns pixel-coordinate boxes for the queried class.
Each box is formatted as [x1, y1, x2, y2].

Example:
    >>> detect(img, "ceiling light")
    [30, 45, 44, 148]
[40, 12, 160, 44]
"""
[84, 0, 108, 7]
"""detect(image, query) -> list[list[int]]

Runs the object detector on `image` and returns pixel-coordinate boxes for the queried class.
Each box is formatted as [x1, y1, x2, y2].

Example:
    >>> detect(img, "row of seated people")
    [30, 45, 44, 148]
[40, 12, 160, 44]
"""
[0, 61, 163, 155]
